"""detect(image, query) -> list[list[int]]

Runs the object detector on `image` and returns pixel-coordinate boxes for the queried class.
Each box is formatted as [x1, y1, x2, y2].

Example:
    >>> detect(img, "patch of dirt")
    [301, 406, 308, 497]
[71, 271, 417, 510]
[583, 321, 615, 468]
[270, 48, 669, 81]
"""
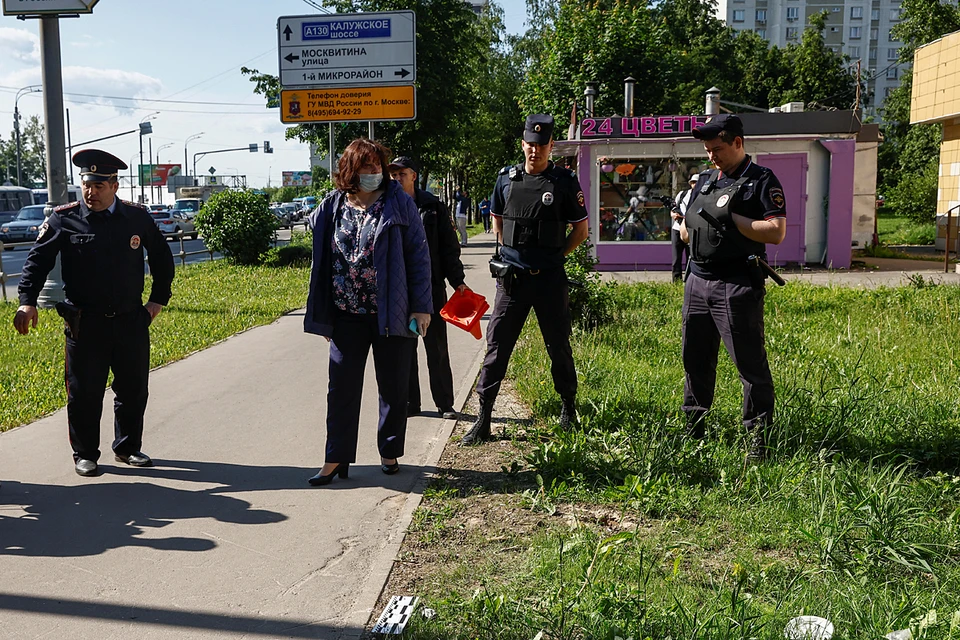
[363, 380, 555, 634]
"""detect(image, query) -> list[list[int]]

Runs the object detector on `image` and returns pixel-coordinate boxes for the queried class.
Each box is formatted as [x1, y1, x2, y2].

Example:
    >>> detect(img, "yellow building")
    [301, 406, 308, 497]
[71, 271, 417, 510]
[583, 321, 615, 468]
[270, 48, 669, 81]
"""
[911, 29, 960, 235]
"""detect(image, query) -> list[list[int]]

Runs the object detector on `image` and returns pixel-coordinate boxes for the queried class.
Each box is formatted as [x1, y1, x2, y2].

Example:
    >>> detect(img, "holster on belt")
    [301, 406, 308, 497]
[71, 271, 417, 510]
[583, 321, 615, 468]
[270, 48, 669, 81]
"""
[746, 256, 765, 288]
[55, 301, 81, 339]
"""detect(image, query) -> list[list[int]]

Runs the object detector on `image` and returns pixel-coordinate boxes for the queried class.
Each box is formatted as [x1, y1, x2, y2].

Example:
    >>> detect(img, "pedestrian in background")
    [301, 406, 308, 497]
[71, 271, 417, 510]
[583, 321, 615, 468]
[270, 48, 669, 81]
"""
[389, 156, 469, 420]
[479, 196, 492, 233]
[671, 173, 698, 281]
[14, 149, 175, 477]
[303, 139, 432, 486]
[679, 114, 787, 461]
[454, 188, 470, 246]
[462, 114, 589, 445]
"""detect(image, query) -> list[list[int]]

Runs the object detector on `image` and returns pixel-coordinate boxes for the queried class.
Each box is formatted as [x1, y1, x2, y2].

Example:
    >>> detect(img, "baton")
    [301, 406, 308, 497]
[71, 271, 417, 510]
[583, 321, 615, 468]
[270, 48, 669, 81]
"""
[697, 210, 786, 287]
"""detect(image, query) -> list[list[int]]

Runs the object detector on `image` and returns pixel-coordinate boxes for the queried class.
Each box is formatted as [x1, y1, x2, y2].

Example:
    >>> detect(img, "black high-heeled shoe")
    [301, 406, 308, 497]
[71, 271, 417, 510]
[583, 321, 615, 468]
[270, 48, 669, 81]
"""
[308, 463, 349, 486]
[381, 459, 400, 475]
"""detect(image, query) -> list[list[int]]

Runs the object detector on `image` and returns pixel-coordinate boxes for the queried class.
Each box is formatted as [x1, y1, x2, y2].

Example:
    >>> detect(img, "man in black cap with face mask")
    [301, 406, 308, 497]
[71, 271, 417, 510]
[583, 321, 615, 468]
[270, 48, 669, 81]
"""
[14, 148, 175, 477]
[462, 114, 589, 445]
[388, 155, 468, 419]
[679, 114, 787, 461]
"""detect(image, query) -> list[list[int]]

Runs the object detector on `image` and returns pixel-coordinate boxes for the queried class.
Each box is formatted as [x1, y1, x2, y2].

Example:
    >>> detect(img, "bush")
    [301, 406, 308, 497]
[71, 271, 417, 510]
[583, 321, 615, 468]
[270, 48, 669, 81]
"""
[194, 190, 277, 265]
[264, 229, 313, 268]
[564, 241, 615, 328]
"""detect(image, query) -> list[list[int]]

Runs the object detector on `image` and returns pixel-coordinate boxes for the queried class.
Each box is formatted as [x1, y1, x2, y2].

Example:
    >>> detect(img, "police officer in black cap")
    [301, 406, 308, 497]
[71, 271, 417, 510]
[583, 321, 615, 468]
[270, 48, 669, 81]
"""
[462, 114, 589, 445]
[388, 155, 469, 419]
[680, 114, 787, 461]
[14, 149, 175, 477]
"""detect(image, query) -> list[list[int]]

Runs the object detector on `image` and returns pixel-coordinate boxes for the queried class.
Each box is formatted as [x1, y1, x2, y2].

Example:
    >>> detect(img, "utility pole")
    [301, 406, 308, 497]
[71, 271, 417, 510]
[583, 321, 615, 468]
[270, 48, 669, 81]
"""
[37, 15, 68, 307]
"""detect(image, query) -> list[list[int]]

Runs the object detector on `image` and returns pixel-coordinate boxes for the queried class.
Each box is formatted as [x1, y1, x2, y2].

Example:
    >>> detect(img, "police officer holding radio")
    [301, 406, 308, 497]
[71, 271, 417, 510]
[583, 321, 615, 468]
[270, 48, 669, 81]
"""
[679, 114, 787, 461]
[13, 149, 175, 477]
[462, 114, 589, 445]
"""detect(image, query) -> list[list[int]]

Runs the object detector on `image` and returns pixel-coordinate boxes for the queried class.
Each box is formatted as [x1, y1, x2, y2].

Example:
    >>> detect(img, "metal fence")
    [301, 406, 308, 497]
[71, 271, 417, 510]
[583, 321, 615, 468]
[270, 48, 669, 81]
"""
[0, 221, 311, 302]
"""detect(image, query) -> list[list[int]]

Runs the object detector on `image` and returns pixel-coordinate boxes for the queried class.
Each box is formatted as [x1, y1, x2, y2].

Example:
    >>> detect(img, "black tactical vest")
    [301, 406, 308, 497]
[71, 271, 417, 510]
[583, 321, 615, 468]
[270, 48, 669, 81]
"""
[500, 165, 567, 250]
[686, 171, 765, 263]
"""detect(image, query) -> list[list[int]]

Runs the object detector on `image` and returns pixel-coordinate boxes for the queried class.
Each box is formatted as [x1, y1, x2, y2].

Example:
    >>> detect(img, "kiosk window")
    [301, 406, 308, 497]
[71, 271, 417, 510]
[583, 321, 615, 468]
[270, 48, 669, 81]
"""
[597, 157, 701, 244]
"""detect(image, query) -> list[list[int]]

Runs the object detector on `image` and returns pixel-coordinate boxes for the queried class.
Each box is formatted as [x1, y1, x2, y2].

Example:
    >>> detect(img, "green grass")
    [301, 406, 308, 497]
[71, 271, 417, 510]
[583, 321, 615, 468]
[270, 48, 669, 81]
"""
[877, 211, 936, 246]
[0, 261, 309, 430]
[402, 281, 960, 639]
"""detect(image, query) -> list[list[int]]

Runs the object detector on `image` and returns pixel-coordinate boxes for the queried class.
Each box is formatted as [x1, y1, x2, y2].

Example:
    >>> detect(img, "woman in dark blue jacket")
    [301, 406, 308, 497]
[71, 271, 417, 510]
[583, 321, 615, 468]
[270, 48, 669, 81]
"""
[304, 138, 432, 486]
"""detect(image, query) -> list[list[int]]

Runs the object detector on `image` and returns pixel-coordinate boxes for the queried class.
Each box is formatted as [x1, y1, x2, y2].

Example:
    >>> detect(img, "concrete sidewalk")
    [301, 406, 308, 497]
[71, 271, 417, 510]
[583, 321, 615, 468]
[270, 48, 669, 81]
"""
[0, 236, 500, 639]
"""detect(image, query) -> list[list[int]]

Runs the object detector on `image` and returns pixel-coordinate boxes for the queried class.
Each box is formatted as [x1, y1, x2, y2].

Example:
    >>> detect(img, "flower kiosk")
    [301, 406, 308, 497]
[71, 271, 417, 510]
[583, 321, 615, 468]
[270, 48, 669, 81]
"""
[552, 110, 880, 271]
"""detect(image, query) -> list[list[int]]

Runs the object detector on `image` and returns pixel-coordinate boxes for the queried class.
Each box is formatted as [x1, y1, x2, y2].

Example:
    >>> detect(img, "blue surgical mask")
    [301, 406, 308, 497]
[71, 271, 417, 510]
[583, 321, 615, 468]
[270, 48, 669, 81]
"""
[357, 173, 382, 193]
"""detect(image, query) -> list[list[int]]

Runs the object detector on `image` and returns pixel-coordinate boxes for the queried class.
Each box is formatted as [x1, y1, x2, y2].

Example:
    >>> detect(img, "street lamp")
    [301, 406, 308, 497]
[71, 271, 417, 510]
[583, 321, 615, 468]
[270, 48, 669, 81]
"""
[14, 85, 42, 186]
[128, 153, 139, 201]
[138, 112, 158, 204]
[155, 142, 174, 204]
[184, 132, 204, 184]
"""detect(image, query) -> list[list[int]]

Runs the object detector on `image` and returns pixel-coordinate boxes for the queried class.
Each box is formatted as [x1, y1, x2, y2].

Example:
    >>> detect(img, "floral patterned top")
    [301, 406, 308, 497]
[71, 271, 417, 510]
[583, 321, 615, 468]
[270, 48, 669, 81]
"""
[331, 195, 383, 314]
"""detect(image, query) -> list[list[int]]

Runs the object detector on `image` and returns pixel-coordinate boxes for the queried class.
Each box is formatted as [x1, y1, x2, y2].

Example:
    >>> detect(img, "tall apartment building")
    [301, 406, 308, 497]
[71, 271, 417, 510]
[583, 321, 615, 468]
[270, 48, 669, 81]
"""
[716, 0, 906, 114]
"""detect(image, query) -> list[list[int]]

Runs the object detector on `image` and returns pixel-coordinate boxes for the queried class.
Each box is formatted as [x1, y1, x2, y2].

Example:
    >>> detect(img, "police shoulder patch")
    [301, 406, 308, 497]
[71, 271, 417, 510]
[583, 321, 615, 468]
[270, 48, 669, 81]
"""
[577, 191, 585, 207]
[498, 166, 511, 176]
[769, 187, 785, 209]
[36, 221, 52, 242]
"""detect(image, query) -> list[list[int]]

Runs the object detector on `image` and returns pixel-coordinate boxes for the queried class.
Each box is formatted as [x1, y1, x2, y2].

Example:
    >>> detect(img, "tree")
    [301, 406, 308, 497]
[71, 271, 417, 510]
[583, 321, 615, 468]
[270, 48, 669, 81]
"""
[877, 0, 960, 221]
[0, 115, 45, 186]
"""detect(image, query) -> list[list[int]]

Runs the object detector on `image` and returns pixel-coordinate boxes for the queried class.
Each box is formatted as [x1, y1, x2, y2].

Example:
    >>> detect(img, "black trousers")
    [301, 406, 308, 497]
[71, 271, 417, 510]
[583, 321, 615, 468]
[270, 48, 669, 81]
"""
[408, 303, 455, 411]
[325, 313, 415, 463]
[65, 307, 152, 462]
[681, 272, 774, 430]
[671, 228, 688, 281]
[476, 267, 577, 403]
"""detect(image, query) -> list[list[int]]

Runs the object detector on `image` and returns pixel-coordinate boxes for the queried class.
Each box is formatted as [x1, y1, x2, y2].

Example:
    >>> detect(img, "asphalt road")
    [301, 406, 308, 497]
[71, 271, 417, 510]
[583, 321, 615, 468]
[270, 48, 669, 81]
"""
[0, 228, 306, 303]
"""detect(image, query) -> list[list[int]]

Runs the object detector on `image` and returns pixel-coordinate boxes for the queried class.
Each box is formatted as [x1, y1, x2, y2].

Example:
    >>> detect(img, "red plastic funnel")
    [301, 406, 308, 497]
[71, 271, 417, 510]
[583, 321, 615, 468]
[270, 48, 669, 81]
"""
[440, 289, 490, 340]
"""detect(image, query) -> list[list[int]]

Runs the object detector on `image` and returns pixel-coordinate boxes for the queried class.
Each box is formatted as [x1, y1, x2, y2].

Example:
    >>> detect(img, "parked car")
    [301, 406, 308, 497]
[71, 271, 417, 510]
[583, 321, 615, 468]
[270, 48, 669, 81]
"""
[150, 209, 197, 240]
[1, 204, 47, 249]
[148, 204, 168, 213]
[271, 206, 292, 228]
[280, 202, 301, 221]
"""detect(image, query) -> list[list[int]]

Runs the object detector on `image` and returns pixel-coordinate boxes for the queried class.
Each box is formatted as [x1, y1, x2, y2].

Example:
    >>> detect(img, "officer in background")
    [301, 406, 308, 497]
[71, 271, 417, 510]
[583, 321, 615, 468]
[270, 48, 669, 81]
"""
[388, 155, 469, 420]
[462, 114, 589, 445]
[679, 114, 786, 461]
[671, 173, 698, 282]
[14, 149, 175, 477]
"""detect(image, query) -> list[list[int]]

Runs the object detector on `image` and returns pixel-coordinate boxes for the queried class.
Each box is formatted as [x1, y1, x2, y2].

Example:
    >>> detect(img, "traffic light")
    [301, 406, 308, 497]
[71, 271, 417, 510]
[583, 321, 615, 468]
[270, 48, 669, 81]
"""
[264, 140, 273, 154]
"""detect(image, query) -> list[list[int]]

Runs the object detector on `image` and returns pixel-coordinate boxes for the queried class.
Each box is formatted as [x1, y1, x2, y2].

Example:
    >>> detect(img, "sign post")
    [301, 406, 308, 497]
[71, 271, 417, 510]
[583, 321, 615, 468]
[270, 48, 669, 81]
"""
[277, 11, 417, 126]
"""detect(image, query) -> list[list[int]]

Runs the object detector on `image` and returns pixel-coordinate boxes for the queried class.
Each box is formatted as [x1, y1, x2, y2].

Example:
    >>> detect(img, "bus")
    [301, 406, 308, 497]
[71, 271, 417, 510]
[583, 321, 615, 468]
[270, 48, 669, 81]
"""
[32, 185, 82, 206]
[0, 186, 33, 222]
[293, 195, 317, 212]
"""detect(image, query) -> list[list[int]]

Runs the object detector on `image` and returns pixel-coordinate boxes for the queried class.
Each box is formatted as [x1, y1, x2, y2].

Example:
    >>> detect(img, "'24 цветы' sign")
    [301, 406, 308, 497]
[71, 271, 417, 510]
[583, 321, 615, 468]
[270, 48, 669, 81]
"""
[581, 116, 711, 139]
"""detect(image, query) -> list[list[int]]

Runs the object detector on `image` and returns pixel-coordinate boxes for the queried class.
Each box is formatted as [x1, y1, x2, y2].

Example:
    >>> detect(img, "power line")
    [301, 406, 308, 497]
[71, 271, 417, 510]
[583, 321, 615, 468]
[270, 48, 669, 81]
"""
[0, 85, 266, 107]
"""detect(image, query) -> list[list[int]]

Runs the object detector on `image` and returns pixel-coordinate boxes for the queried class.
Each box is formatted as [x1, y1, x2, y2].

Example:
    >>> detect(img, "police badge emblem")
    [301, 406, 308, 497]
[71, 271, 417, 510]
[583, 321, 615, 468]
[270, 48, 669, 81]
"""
[717, 194, 730, 208]
[130, 235, 141, 250]
[770, 188, 785, 209]
[577, 191, 585, 207]
[542, 192, 554, 205]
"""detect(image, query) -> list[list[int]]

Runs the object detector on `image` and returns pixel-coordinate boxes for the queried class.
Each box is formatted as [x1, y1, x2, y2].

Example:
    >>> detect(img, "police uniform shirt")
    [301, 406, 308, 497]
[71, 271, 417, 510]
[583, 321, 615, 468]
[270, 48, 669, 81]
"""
[491, 162, 588, 270]
[18, 196, 175, 311]
[687, 154, 786, 279]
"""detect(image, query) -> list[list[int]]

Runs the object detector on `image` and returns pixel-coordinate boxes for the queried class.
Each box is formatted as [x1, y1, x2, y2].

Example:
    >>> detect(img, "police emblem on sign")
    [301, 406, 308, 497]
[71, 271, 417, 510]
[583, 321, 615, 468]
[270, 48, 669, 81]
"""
[717, 194, 730, 208]
[770, 188, 785, 209]
[130, 235, 141, 250]
[542, 192, 554, 206]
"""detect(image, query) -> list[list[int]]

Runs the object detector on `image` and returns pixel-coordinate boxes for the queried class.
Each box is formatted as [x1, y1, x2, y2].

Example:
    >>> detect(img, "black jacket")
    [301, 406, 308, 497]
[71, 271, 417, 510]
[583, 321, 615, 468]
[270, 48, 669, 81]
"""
[19, 198, 174, 311]
[414, 188, 465, 305]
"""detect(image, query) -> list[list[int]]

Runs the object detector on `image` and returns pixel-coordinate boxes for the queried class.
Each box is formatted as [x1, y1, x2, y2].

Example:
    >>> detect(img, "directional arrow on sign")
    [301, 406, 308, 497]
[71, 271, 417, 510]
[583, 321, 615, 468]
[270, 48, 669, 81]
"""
[285, 53, 300, 63]
[283, 25, 293, 41]
[394, 68, 410, 78]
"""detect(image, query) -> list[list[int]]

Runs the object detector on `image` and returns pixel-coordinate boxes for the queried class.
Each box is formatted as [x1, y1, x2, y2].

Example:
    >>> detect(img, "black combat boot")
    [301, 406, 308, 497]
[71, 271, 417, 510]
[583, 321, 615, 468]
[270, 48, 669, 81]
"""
[559, 397, 577, 431]
[685, 411, 706, 439]
[461, 397, 493, 445]
[746, 427, 769, 463]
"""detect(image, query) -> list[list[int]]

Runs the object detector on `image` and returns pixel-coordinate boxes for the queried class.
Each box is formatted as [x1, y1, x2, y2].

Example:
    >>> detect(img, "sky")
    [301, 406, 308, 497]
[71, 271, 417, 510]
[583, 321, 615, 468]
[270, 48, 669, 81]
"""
[0, 0, 528, 203]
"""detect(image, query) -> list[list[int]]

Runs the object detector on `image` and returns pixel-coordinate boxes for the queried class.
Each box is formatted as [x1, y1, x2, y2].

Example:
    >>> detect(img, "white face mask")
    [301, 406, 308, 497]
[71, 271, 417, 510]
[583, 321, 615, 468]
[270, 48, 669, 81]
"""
[357, 173, 382, 193]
